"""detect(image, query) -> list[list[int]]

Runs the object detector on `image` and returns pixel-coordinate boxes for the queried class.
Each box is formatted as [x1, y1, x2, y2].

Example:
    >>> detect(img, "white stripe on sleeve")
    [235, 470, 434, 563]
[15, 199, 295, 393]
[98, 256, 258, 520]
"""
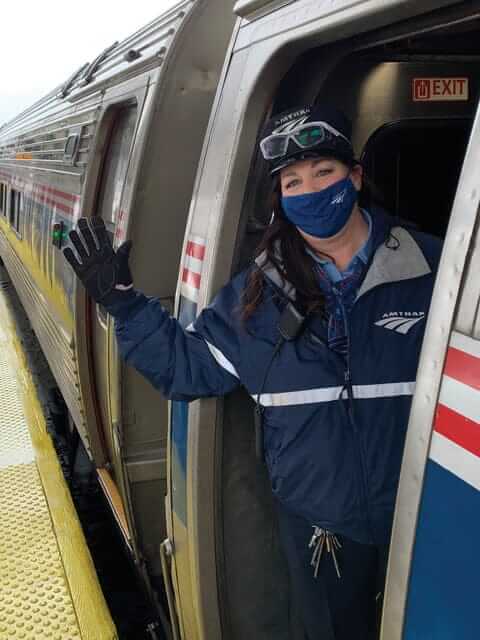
[204, 340, 240, 379]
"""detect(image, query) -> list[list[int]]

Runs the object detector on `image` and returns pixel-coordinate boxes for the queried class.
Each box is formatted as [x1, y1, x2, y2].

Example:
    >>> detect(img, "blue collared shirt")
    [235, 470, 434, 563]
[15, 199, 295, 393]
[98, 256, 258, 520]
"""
[306, 210, 373, 354]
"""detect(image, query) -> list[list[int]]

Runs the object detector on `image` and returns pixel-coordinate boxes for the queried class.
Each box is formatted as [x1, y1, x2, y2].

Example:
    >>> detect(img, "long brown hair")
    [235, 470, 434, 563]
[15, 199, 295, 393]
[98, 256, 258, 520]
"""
[241, 176, 327, 323]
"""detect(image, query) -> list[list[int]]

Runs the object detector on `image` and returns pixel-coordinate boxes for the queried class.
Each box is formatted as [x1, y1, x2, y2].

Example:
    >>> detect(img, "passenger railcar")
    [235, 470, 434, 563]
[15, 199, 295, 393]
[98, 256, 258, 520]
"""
[0, 0, 237, 625]
[2, 0, 480, 638]
[166, 0, 480, 638]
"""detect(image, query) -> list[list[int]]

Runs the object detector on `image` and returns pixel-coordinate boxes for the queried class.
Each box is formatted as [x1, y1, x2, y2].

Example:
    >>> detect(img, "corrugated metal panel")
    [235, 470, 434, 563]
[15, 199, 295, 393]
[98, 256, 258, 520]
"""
[0, 107, 98, 172]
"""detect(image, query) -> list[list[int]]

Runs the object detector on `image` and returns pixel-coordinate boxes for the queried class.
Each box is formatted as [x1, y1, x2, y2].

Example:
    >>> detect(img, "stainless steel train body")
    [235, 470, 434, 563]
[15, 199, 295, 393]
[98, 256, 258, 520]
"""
[0, 0, 236, 616]
[2, 0, 480, 638]
[166, 0, 480, 638]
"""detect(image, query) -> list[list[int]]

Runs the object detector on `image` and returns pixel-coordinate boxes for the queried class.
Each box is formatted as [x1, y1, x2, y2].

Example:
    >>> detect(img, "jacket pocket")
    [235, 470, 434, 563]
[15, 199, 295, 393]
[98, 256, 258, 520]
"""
[264, 408, 361, 527]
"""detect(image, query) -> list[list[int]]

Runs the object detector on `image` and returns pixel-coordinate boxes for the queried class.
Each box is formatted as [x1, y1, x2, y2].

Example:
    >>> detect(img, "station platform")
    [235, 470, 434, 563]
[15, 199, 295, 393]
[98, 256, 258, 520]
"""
[0, 287, 117, 639]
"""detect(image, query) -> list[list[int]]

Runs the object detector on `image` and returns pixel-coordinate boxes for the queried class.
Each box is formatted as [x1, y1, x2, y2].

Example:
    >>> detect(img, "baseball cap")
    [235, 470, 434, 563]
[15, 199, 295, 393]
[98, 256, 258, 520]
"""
[260, 103, 355, 174]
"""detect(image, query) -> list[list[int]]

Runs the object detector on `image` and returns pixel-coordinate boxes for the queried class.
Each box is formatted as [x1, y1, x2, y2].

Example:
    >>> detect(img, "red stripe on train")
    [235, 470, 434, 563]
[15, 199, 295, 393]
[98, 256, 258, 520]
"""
[434, 403, 480, 458]
[36, 183, 79, 202]
[182, 268, 201, 290]
[31, 192, 74, 216]
[444, 346, 480, 391]
[0, 170, 80, 206]
[186, 240, 206, 260]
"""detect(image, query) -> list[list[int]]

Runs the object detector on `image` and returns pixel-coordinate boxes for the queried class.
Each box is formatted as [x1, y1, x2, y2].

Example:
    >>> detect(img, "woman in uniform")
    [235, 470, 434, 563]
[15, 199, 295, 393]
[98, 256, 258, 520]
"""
[64, 104, 442, 640]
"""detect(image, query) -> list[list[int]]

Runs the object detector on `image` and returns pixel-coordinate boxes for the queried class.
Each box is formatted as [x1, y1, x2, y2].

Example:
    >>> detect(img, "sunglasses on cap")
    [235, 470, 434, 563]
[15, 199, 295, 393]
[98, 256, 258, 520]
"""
[260, 121, 351, 161]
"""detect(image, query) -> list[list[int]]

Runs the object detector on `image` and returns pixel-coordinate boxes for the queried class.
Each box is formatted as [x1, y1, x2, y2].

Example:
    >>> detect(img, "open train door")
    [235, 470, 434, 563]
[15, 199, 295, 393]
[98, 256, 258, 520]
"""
[87, 101, 142, 546]
[382, 88, 480, 640]
[71, 1, 240, 629]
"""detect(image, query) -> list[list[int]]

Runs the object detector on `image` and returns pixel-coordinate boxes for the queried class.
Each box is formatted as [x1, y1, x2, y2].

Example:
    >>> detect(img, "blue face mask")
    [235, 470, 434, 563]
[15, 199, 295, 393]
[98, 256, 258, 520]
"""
[281, 176, 358, 239]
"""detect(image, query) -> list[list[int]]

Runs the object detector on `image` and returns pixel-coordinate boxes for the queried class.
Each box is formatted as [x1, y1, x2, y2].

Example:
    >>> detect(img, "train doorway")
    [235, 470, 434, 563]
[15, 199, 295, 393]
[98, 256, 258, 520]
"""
[362, 118, 471, 237]
[212, 29, 480, 640]
[88, 104, 138, 534]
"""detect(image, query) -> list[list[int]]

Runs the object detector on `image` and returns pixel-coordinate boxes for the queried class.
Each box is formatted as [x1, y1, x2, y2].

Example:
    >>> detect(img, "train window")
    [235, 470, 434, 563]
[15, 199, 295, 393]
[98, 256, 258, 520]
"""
[0, 183, 7, 216]
[93, 105, 137, 325]
[96, 105, 137, 231]
[9, 189, 22, 234]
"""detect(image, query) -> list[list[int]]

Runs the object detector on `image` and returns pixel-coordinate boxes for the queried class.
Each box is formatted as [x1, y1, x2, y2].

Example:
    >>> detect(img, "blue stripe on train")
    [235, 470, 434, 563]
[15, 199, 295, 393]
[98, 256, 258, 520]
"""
[403, 459, 479, 639]
[170, 295, 198, 525]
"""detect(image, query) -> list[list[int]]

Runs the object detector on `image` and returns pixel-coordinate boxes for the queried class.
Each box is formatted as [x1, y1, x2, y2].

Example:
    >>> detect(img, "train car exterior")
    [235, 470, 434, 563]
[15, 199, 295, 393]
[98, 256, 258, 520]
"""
[3, 0, 480, 638]
[0, 0, 237, 623]
[166, 0, 480, 638]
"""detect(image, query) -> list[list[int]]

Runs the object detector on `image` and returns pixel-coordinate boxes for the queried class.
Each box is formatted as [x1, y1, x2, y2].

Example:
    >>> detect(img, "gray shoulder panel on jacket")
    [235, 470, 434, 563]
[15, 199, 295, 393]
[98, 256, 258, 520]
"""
[357, 227, 431, 300]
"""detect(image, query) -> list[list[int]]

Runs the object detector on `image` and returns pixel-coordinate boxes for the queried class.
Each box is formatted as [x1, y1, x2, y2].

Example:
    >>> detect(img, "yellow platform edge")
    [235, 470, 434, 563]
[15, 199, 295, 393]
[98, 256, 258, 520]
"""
[2, 294, 117, 640]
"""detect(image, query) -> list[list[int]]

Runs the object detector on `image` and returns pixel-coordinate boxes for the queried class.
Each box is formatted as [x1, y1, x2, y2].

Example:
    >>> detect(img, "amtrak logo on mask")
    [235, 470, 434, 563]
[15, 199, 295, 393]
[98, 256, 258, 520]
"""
[331, 188, 347, 205]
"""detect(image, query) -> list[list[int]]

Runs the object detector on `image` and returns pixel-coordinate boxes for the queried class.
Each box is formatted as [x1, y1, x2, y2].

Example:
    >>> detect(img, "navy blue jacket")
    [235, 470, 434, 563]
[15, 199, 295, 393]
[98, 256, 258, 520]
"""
[107, 210, 442, 545]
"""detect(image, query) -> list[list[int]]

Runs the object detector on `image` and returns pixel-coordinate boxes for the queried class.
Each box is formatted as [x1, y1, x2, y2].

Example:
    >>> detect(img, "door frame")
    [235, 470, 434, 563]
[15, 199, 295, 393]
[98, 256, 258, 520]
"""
[74, 81, 148, 467]
[381, 100, 480, 639]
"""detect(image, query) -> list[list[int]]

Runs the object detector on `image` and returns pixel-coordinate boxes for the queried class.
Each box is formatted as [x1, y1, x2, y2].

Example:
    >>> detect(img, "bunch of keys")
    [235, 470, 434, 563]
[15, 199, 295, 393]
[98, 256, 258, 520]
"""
[309, 526, 342, 579]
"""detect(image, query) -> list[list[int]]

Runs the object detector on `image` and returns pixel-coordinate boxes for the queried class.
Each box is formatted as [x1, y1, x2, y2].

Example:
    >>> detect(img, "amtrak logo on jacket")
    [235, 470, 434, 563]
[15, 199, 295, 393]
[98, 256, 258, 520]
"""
[374, 311, 425, 335]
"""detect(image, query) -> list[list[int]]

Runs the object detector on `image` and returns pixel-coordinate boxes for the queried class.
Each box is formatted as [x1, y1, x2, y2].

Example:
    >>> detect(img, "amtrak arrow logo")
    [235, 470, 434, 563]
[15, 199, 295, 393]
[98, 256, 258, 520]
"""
[331, 188, 347, 205]
[374, 312, 425, 335]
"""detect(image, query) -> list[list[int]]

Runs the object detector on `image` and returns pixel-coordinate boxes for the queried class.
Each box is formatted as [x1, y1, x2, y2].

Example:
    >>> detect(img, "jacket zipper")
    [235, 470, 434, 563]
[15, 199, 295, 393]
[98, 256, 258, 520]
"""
[335, 288, 375, 544]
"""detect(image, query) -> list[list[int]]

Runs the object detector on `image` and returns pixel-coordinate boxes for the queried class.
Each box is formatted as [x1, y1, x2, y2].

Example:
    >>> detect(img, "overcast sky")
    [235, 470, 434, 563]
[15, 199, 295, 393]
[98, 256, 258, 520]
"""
[0, 0, 179, 126]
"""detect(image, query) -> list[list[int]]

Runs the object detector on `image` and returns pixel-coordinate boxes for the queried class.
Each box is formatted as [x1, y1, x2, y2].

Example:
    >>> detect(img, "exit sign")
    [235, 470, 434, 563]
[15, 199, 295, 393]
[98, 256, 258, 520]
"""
[413, 77, 469, 102]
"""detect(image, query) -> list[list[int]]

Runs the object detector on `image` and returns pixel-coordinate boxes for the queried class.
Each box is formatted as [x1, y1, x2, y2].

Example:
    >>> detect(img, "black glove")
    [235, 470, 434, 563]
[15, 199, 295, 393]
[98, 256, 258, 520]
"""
[63, 217, 134, 305]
